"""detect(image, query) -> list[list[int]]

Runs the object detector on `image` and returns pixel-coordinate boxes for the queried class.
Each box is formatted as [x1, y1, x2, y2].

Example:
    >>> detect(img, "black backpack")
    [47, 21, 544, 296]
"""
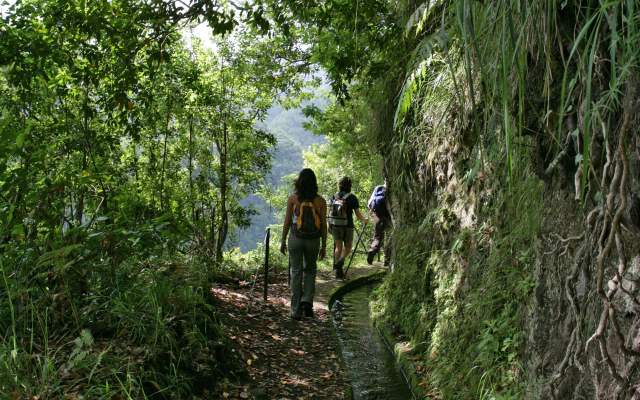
[292, 199, 322, 239]
[328, 192, 351, 227]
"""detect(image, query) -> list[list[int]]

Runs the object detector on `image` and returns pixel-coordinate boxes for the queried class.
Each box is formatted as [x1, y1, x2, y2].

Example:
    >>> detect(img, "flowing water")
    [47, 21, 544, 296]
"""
[332, 284, 413, 400]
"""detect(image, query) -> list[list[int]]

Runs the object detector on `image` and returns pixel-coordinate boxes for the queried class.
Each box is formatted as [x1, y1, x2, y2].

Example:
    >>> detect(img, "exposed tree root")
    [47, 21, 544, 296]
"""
[550, 80, 640, 398]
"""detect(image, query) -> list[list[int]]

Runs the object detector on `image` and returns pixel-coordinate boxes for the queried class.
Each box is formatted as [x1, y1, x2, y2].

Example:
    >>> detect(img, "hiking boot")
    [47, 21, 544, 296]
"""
[291, 304, 303, 321]
[367, 250, 375, 265]
[301, 301, 314, 319]
[335, 267, 345, 279]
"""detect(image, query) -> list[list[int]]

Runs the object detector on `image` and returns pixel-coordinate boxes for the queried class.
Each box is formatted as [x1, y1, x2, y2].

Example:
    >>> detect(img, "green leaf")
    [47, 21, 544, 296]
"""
[11, 224, 24, 237]
[15, 131, 26, 148]
[36, 244, 83, 268]
[15, 122, 32, 148]
[80, 329, 94, 347]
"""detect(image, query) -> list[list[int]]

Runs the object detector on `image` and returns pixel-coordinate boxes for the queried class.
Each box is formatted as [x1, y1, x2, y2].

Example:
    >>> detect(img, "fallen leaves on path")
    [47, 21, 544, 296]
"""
[212, 270, 348, 400]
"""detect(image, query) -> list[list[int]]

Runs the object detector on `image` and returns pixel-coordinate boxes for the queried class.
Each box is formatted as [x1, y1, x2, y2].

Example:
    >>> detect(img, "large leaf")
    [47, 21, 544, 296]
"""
[36, 244, 83, 268]
[405, 0, 447, 36]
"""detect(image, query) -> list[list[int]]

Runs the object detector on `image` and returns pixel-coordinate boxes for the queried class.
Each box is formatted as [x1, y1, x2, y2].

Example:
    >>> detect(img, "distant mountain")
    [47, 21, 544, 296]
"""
[234, 104, 326, 252]
[263, 105, 326, 186]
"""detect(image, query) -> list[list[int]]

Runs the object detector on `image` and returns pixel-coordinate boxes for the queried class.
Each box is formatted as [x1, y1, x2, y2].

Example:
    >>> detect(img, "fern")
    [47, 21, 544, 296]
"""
[394, 29, 449, 128]
[405, 0, 446, 37]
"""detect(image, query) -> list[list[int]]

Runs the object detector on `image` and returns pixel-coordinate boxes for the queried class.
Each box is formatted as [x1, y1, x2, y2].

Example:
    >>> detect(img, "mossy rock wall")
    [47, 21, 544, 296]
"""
[370, 48, 640, 400]
[374, 118, 545, 398]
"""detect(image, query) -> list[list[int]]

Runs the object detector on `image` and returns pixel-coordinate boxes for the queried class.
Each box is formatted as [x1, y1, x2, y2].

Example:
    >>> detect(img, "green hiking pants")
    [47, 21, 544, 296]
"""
[288, 234, 320, 316]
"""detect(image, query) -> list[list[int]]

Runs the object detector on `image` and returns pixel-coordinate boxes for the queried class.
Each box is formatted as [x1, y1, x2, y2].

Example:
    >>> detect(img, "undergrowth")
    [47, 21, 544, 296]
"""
[0, 222, 244, 399]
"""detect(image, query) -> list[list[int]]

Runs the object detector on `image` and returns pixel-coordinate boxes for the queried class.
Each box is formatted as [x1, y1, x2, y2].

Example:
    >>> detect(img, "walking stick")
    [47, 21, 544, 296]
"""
[344, 220, 368, 278]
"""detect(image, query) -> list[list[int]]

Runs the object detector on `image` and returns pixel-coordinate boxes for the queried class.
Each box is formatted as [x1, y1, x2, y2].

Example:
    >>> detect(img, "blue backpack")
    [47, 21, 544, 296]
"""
[368, 185, 386, 213]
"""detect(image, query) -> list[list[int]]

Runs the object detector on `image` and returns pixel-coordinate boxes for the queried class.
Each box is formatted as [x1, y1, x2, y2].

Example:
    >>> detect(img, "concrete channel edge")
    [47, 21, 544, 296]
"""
[328, 270, 425, 400]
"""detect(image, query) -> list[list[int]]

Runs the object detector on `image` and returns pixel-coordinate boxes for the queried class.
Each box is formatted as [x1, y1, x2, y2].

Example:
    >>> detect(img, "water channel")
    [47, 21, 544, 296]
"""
[331, 284, 413, 400]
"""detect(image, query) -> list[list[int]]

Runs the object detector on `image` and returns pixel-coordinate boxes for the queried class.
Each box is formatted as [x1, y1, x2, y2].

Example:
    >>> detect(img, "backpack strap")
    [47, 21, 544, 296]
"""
[336, 192, 352, 201]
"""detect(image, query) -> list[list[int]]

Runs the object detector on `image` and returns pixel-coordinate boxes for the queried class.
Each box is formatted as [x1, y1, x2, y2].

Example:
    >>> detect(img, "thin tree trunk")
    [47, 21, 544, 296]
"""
[76, 95, 89, 226]
[215, 57, 230, 266]
[216, 118, 228, 265]
[75, 152, 87, 225]
[133, 139, 139, 182]
[160, 105, 171, 212]
[188, 114, 195, 223]
[210, 203, 216, 254]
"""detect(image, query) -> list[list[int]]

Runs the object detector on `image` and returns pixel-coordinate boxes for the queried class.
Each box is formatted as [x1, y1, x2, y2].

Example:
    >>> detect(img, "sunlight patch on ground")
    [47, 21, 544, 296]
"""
[212, 287, 249, 301]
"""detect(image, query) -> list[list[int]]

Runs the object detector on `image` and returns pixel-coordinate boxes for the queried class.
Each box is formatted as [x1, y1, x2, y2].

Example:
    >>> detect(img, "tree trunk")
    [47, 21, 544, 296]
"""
[75, 152, 87, 225]
[215, 118, 228, 265]
[210, 203, 216, 254]
[76, 99, 89, 226]
[160, 105, 171, 212]
[188, 114, 195, 223]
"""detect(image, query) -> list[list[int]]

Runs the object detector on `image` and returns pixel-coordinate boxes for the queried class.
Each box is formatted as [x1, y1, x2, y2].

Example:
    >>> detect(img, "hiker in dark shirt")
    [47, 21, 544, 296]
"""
[329, 177, 368, 279]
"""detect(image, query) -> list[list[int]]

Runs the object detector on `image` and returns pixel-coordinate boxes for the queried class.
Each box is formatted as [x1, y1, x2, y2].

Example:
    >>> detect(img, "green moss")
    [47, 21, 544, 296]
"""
[373, 140, 543, 399]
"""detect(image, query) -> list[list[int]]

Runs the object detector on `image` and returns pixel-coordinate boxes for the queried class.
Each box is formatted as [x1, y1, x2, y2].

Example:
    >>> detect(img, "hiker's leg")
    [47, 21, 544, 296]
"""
[301, 238, 320, 304]
[367, 214, 383, 264]
[369, 212, 383, 255]
[288, 235, 304, 317]
[334, 239, 344, 264]
[341, 228, 354, 259]
[342, 243, 352, 259]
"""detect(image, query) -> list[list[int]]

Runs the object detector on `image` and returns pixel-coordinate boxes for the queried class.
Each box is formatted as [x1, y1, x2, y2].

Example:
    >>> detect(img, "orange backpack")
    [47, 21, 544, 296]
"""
[292, 199, 322, 239]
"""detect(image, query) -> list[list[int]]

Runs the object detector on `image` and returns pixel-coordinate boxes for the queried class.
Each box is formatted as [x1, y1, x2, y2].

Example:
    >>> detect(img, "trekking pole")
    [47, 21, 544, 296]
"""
[344, 220, 368, 278]
[263, 227, 270, 302]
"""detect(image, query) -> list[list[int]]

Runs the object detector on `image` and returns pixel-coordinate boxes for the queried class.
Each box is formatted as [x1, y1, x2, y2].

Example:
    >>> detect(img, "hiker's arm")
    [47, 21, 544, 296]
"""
[281, 197, 293, 254]
[319, 198, 327, 259]
[355, 208, 369, 224]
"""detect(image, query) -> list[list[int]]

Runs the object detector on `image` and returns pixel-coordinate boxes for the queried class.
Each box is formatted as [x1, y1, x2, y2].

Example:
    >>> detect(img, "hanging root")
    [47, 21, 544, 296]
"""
[551, 80, 639, 397]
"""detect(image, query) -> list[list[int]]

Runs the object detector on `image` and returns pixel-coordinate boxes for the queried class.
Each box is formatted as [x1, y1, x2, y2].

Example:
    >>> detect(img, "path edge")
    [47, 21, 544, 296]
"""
[375, 323, 427, 400]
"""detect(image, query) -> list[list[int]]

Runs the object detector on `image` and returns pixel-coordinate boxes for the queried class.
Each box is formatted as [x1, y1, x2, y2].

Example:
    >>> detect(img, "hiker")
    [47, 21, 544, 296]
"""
[280, 168, 327, 320]
[367, 183, 392, 267]
[328, 176, 368, 279]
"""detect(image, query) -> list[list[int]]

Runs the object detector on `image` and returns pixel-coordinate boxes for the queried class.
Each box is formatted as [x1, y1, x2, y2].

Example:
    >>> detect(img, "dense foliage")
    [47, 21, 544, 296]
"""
[3, 0, 639, 398]
[0, 1, 308, 397]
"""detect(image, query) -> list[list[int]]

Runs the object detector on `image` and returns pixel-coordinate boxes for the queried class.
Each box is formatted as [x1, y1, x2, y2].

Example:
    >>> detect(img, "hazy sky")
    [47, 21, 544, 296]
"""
[0, 0, 14, 17]
[183, 22, 217, 51]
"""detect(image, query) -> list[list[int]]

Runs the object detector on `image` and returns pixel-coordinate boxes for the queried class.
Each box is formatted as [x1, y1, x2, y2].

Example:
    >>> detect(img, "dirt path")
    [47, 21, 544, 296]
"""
[211, 264, 384, 399]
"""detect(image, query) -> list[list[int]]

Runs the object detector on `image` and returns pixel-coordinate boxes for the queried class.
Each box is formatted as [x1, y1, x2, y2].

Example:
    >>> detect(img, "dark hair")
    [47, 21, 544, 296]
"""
[294, 168, 318, 201]
[338, 176, 352, 193]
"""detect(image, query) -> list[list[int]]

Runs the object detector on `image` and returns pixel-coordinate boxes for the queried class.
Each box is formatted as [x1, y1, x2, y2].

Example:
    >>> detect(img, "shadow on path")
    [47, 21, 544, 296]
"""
[210, 264, 384, 399]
